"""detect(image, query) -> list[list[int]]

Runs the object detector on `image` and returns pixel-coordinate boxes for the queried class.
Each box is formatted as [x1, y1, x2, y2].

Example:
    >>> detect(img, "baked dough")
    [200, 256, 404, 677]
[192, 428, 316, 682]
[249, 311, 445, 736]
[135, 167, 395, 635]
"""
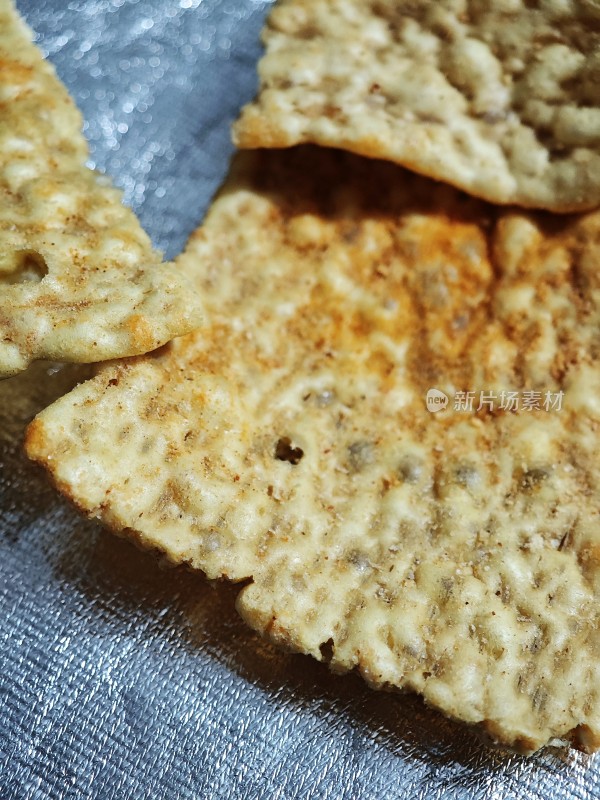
[235, 0, 600, 212]
[0, 0, 202, 376]
[27, 148, 600, 753]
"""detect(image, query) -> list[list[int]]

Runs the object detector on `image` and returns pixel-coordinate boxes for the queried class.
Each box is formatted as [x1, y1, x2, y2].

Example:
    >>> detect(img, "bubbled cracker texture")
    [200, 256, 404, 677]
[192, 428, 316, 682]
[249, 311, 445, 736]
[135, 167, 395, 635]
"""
[0, 0, 202, 377]
[234, 0, 600, 213]
[27, 148, 600, 754]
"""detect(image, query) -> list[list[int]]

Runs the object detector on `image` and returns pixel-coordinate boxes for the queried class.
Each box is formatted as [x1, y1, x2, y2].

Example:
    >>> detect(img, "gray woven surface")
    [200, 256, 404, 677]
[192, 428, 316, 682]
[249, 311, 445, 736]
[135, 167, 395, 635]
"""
[1, 2, 599, 797]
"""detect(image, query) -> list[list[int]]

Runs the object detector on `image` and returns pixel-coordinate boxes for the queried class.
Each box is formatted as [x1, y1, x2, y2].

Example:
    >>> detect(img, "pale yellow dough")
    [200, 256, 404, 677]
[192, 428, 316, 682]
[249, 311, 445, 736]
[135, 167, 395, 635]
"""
[0, 0, 202, 377]
[27, 148, 600, 754]
[234, 0, 600, 212]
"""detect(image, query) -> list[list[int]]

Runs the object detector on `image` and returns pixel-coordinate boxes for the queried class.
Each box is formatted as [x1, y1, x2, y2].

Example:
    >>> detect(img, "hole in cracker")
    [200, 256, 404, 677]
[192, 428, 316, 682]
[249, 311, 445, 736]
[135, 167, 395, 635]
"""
[274, 437, 304, 465]
[319, 638, 334, 663]
[1, 250, 49, 284]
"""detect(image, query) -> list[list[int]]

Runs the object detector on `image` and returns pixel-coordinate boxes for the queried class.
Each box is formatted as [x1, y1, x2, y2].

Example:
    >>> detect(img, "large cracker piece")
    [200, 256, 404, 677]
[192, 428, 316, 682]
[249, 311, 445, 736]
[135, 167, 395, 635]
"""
[27, 147, 600, 754]
[234, 0, 600, 212]
[0, 1, 201, 377]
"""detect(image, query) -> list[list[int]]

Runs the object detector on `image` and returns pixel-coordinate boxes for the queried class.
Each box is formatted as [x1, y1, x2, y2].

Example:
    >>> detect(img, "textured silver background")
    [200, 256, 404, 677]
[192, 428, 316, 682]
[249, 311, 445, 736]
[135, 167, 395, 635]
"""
[1, 1, 599, 797]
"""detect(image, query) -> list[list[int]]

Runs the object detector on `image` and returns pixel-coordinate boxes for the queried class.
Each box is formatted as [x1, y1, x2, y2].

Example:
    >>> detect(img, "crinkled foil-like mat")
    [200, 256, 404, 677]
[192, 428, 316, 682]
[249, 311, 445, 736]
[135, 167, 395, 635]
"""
[1, 2, 599, 797]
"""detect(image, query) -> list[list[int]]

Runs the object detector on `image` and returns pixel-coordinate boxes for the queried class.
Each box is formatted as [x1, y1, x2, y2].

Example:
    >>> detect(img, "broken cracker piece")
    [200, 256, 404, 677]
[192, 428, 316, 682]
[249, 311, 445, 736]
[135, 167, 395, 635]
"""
[234, 0, 600, 212]
[27, 148, 600, 754]
[0, 0, 202, 377]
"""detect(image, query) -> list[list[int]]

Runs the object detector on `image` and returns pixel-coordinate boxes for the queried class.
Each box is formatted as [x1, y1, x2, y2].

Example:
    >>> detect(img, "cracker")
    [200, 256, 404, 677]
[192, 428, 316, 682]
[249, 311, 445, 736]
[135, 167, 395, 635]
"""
[234, 0, 600, 212]
[0, 1, 201, 377]
[27, 148, 600, 754]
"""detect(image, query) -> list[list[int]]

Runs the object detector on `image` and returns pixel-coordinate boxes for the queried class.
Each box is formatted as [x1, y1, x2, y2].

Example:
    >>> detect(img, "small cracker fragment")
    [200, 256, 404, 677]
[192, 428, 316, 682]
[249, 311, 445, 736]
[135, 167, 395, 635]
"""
[27, 148, 600, 754]
[0, 0, 201, 377]
[234, 0, 600, 212]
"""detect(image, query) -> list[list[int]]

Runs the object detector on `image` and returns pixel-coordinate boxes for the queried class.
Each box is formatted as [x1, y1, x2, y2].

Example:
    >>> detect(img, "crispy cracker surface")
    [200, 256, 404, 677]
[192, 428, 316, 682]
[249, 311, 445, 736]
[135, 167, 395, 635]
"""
[234, 0, 600, 212]
[27, 148, 600, 754]
[0, 0, 201, 377]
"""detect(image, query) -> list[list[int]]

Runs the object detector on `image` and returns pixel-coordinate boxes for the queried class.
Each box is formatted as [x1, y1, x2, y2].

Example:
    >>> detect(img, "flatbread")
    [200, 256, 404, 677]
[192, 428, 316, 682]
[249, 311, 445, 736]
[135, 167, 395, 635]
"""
[0, 0, 201, 377]
[26, 147, 600, 754]
[234, 0, 600, 213]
